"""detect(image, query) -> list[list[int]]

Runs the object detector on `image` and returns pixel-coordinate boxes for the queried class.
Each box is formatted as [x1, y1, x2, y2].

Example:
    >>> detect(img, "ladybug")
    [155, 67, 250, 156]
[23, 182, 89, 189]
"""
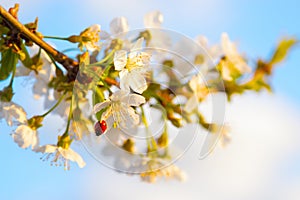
[94, 120, 107, 136]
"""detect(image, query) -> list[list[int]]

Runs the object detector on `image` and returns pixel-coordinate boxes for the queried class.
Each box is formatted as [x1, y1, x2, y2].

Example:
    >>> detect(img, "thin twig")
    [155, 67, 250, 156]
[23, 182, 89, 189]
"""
[0, 5, 119, 86]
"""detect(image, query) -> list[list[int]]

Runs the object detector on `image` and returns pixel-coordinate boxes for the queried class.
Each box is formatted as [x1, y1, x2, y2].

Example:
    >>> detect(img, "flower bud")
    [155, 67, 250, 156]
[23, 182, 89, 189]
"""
[157, 131, 168, 148]
[57, 134, 72, 149]
[122, 139, 135, 153]
[27, 115, 44, 130]
[68, 35, 81, 43]
[0, 86, 14, 102]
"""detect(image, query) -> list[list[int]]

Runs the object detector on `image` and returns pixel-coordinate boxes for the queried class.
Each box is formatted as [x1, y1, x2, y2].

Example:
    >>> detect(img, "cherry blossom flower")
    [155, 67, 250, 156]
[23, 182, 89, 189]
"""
[12, 124, 39, 150]
[220, 33, 252, 81]
[110, 17, 129, 35]
[37, 144, 86, 170]
[0, 101, 27, 126]
[15, 46, 55, 99]
[114, 38, 151, 94]
[144, 11, 164, 28]
[140, 164, 187, 183]
[93, 90, 145, 129]
[184, 75, 209, 113]
[11, 115, 43, 150]
[78, 24, 101, 51]
[143, 11, 171, 50]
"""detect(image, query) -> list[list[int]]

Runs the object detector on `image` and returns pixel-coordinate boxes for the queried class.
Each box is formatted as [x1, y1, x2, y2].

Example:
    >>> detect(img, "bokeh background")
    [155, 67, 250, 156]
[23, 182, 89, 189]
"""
[0, 0, 300, 199]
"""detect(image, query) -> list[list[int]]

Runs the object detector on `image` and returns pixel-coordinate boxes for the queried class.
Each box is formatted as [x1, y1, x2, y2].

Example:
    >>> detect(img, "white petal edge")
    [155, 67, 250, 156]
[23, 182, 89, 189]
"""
[12, 125, 37, 149]
[3, 102, 27, 126]
[114, 50, 128, 71]
[144, 11, 163, 28]
[110, 17, 129, 35]
[184, 94, 198, 113]
[58, 147, 86, 168]
[131, 38, 144, 52]
[122, 93, 146, 106]
[93, 100, 111, 114]
[119, 70, 131, 92]
[127, 71, 147, 94]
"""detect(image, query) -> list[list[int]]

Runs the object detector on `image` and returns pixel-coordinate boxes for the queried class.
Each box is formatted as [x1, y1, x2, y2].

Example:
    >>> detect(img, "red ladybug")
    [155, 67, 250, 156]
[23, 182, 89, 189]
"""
[94, 120, 107, 136]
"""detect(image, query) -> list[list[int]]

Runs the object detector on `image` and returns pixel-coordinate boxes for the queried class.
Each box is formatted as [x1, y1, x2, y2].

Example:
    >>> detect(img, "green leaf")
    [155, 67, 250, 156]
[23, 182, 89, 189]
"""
[92, 87, 107, 120]
[100, 65, 112, 79]
[0, 48, 19, 81]
[270, 38, 298, 64]
[20, 43, 33, 68]
[96, 107, 108, 121]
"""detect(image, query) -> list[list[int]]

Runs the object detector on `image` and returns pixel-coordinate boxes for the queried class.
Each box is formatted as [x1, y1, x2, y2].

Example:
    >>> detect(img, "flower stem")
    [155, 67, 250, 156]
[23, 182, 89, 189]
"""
[41, 92, 67, 117]
[43, 36, 69, 41]
[89, 50, 116, 66]
[8, 64, 16, 87]
[45, 51, 63, 71]
[63, 96, 73, 135]
[141, 106, 158, 152]
[62, 48, 80, 53]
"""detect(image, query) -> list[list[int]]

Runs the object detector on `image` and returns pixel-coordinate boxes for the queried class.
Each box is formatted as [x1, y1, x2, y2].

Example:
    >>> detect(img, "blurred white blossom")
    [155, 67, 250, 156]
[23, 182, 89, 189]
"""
[144, 11, 164, 28]
[12, 124, 39, 150]
[0, 101, 27, 126]
[220, 33, 251, 81]
[15, 46, 55, 99]
[110, 17, 129, 35]
[78, 24, 101, 51]
[139, 161, 187, 183]
[184, 75, 209, 113]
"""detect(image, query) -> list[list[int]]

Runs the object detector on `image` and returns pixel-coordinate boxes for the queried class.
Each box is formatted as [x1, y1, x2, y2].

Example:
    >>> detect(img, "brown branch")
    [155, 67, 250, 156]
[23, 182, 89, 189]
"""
[0, 5, 119, 86]
[0, 5, 78, 71]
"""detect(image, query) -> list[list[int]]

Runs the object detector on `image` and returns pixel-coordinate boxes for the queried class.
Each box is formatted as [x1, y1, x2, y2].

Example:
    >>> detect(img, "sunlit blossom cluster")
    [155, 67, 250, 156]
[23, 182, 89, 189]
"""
[0, 4, 296, 183]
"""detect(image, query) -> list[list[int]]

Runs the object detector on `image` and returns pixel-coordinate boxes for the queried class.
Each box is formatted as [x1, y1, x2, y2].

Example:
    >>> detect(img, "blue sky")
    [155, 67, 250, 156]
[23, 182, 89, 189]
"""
[1, 0, 300, 199]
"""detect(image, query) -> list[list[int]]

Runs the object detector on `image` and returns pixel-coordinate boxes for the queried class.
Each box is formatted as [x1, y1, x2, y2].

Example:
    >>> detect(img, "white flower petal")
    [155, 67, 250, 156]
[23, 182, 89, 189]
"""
[114, 50, 128, 71]
[36, 144, 58, 153]
[2, 102, 27, 126]
[33, 80, 48, 99]
[93, 100, 111, 114]
[90, 24, 101, 33]
[195, 35, 209, 48]
[127, 71, 148, 94]
[144, 11, 164, 28]
[15, 66, 31, 77]
[119, 70, 131, 92]
[184, 94, 198, 113]
[189, 75, 204, 93]
[126, 107, 140, 125]
[222, 64, 233, 81]
[99, 30, 110, 40]
[110, 17, 129, 35]
[221, 32, 236, 56]
[131, 38, 144, 52]
[118, 106, 140, 128]
[110, 90, 128, 101]
[121, 93, 146, 107]
[103, 114, 114, 129]
[232, 56, 252, 73]
[58, 147, 86, 168]
[12, 125, 39, 149]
